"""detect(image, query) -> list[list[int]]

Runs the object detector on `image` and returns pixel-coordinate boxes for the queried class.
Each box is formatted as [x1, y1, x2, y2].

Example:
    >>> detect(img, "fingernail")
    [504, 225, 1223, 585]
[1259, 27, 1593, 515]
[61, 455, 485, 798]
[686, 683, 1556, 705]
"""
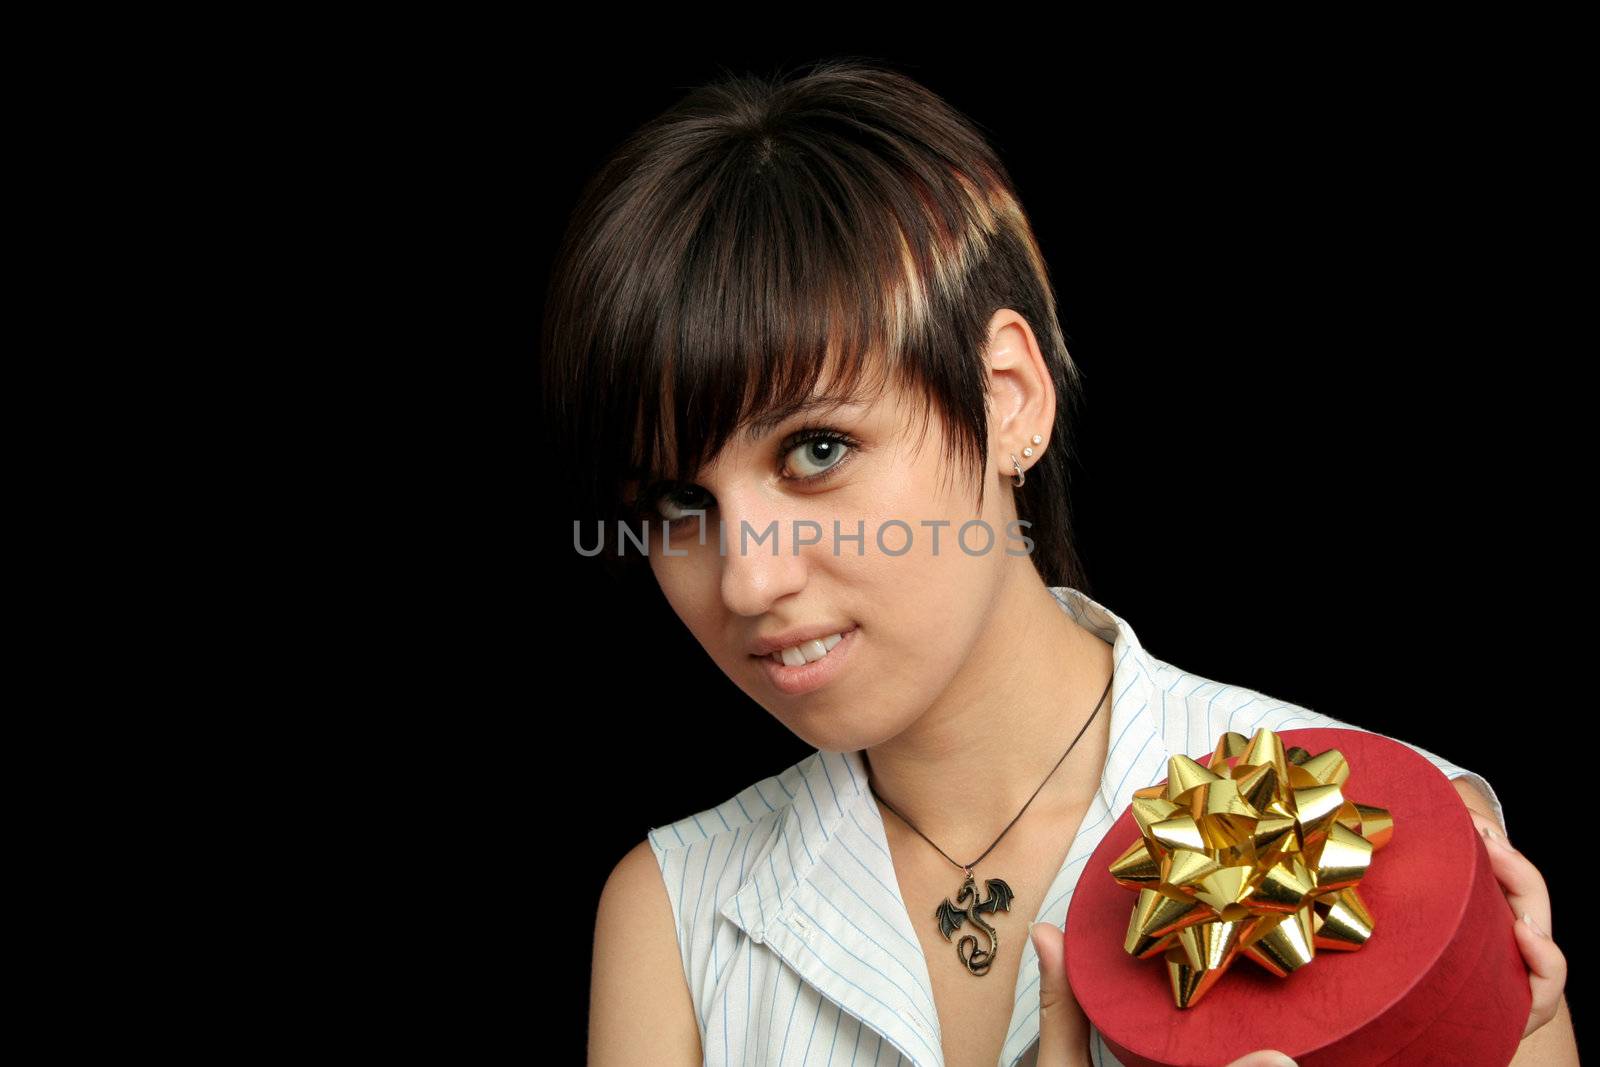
[1264, 1053, 1298, 1067]
[1521, 911, 1547, 938]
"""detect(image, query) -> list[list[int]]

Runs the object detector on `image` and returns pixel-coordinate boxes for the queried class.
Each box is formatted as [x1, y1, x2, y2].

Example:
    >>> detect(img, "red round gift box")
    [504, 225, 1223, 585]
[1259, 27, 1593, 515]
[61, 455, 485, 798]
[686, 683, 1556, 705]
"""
[1063, 727, 1530, 1067]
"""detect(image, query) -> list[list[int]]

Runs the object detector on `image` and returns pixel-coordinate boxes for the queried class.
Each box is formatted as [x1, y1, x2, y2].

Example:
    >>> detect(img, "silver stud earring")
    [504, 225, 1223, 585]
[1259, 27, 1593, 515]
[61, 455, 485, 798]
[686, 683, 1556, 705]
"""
[1012, 433, 1043, 487]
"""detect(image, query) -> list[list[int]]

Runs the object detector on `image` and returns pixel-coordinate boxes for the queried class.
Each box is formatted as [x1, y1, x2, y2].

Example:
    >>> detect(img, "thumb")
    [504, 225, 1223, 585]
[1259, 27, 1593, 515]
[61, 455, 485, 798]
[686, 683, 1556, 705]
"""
[1223, 1053, 1298, 1067]
[1032, 922, 1090, 1065]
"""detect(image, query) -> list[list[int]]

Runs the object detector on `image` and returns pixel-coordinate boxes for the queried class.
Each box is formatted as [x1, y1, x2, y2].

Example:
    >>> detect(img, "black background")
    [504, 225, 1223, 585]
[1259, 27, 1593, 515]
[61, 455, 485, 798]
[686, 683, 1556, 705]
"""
[323, 40, 1582, 1062]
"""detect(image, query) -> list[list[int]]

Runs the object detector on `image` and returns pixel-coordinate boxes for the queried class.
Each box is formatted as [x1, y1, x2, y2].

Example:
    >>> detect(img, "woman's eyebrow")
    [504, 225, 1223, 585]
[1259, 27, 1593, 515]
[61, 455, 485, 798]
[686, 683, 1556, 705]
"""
[742, 394, 866, 442]
[619, 393, 870, 487]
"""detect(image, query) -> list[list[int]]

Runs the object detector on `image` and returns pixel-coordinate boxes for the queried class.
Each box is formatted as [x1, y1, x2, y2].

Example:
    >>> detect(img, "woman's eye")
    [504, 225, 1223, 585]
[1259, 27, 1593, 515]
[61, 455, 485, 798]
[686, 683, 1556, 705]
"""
[656, 485, 712, 523]
[630, 429, 858, 528]
[784, 434, 852, 479]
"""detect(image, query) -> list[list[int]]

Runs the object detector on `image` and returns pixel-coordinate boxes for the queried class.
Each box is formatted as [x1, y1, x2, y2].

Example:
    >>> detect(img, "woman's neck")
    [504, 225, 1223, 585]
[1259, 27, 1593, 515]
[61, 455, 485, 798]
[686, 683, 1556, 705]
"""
[861, 572, 1115, 858]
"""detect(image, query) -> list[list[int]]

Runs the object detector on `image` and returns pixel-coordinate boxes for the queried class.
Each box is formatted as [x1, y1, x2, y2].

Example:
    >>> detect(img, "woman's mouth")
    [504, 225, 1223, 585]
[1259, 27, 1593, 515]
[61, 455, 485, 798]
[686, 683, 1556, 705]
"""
[754, 625, 859, 696]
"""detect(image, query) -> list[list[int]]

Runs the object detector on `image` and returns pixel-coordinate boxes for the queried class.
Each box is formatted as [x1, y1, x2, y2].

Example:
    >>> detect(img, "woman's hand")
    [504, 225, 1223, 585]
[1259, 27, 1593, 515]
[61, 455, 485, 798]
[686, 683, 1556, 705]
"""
[1467, 811, 1568, 1039]
[1030, 922, 1298, 1067]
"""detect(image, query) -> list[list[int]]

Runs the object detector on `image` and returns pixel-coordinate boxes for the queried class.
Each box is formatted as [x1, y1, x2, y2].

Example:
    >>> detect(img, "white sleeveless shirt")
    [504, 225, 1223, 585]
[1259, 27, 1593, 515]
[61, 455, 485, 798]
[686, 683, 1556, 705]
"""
[647, 585, 1505, 1067]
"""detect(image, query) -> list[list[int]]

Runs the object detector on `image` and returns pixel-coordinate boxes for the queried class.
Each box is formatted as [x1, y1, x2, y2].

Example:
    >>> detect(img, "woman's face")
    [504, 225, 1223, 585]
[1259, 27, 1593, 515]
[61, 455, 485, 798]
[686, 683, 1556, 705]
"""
[638, 361, 1027, 753]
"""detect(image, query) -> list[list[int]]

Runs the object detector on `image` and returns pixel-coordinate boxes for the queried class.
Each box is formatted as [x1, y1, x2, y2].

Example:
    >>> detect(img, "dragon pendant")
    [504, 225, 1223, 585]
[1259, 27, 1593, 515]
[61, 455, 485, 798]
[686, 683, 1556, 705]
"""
[934, 869, 1015, 976]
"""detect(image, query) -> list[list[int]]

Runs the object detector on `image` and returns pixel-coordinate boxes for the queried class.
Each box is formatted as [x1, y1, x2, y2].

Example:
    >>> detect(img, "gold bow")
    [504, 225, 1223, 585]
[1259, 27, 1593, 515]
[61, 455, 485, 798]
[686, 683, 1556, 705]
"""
[1107, 726, 1393, 1008]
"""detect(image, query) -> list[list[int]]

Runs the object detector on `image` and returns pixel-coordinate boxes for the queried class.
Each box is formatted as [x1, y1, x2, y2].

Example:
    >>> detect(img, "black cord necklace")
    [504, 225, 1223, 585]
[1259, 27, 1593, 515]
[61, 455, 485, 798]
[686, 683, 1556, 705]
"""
[865, 672, 1113, 976]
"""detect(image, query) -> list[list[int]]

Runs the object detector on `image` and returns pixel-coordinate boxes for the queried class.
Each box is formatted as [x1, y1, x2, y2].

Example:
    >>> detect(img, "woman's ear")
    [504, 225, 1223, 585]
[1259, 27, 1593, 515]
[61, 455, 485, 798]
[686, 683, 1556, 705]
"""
[982, 308, 1055, 459]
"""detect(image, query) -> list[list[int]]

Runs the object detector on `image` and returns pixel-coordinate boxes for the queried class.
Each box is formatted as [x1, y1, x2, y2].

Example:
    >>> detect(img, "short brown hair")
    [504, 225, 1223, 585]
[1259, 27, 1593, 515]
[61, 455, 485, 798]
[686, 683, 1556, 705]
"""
[541, 56, 1089, 590]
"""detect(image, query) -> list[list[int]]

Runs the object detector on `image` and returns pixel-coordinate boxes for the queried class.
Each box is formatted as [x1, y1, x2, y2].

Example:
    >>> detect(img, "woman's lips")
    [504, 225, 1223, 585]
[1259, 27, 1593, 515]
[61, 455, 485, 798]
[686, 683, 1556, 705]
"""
[755, 625, 859, 696]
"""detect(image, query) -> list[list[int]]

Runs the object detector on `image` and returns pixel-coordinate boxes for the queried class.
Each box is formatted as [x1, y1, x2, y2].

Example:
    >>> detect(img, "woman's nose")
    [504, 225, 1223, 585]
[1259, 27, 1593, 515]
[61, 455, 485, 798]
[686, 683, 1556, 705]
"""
[715, 495, 813, 616]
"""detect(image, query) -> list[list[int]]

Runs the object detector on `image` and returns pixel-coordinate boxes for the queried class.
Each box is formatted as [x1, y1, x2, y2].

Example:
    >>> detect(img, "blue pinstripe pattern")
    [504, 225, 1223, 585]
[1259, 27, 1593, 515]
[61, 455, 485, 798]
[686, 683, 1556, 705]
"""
[645, 586, 1506, 1065]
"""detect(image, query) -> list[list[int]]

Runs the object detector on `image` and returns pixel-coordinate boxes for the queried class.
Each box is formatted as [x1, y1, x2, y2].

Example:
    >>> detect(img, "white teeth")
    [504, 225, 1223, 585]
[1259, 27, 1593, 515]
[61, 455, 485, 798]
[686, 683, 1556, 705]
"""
[771, 631, 847, 667]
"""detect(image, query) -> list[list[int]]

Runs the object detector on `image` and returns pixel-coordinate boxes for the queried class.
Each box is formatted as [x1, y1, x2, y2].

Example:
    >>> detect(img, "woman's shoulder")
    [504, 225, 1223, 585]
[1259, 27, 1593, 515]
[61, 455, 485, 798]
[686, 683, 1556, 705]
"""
[615, 749, 861, 1032]
[641, 749, 845, 939]
[1139, 649, 1508, 834]
[646, 750, 815, 861]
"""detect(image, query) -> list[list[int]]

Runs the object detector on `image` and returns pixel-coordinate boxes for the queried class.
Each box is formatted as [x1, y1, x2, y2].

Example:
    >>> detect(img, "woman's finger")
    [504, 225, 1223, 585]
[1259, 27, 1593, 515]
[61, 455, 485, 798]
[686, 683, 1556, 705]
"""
[1221, 1052, 1298, 1067]
[1511, 908, 1569, 1038]
[1031, 922, 1089, 1066]
[1475, 820, 1568, 1038]
[1474, 818, 1568, 1037]
[1031, 924, 1300, 1066]
[1473, 816, 1552, 937]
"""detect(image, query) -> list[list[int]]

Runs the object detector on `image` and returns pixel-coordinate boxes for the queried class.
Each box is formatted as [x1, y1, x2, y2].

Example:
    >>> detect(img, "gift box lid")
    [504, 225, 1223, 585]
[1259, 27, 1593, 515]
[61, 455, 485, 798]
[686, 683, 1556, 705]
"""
[1064, 727, 1529, 1067]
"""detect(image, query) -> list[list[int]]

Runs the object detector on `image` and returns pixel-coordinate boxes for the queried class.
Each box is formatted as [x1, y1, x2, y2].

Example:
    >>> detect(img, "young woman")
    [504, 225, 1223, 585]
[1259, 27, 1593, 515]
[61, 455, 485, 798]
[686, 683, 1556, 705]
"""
[545, 59, 1573, 1067]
